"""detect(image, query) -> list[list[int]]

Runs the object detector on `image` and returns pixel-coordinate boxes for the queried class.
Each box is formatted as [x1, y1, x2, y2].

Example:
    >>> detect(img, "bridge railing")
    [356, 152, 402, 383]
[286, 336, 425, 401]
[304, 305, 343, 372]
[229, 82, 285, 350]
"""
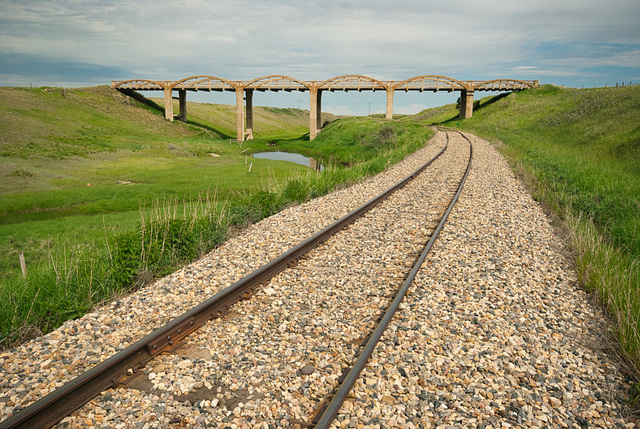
[112, 77, 540, 93]
[111, 80, 165, 90]
[469, 79, 539, 91]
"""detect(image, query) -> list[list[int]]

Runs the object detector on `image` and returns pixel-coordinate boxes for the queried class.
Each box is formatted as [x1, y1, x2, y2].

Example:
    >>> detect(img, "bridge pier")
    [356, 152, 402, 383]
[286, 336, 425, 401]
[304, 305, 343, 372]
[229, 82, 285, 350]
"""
[245, 89, 254, 140]
[178, 90, 187, 122]
[163, 87, 174, 121]
[310, 87, 323, 140]
[386, 87, 394, 119]
[316, 89, 323, 137]
[235, 86, 245, 141]
[459, 89, 474, 119]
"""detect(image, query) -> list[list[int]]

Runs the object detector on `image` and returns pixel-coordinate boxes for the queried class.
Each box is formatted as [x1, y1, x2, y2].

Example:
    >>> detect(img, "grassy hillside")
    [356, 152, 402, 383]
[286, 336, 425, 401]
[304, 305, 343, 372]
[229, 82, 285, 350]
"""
[0, 85, 433, 349]
[157, 97, 338, 141]
[0, 86, 312, 274]
[412, 85, 640, 386]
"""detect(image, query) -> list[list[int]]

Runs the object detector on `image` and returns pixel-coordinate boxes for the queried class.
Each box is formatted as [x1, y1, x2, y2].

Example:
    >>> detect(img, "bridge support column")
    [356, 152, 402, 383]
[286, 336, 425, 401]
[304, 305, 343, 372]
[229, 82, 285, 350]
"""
[245, 89, 254, 140]
[178, 90, 187, 122]
[316, 89, 323, 135]
[235, 86, 245, 141]
[459, 90, 474, 119]
[386, 87, 394, 119]
[163, 87, 174, 121]
[310, 87, 322, 141]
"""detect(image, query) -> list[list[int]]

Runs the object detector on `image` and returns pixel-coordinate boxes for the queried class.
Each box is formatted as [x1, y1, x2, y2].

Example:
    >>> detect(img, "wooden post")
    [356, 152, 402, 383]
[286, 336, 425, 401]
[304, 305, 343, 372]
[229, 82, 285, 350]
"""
[19, 252, 27, 278]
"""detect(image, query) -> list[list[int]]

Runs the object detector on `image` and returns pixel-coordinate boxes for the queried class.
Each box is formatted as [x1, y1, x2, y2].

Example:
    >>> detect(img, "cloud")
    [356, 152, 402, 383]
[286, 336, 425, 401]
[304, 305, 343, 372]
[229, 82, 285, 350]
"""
[0, 52, 128, 87]
[0, 0, 638, 93]
[324, 105, 358, 117]
[394, 103, 429, 115]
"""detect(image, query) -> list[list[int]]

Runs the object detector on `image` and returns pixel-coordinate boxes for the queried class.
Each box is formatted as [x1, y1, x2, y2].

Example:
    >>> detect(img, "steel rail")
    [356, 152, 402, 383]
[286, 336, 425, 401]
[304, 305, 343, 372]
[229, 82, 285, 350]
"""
[0, 137, 449, 429]
[313, 132, 473, 428]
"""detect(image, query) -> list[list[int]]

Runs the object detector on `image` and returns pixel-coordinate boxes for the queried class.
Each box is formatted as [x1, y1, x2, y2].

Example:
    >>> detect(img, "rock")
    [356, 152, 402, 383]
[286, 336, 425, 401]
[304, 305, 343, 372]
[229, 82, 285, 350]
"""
[300, 364, 315, 375]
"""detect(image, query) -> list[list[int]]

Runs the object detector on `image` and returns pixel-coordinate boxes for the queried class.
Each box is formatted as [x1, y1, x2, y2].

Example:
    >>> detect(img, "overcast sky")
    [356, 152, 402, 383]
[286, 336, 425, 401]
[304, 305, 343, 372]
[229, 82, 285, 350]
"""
[1, 0, 638, 115]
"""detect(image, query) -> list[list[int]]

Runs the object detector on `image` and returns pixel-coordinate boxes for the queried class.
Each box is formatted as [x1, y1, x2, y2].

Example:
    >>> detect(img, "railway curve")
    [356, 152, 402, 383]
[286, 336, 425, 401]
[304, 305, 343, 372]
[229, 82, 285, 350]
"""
[0, 131, 633, 428]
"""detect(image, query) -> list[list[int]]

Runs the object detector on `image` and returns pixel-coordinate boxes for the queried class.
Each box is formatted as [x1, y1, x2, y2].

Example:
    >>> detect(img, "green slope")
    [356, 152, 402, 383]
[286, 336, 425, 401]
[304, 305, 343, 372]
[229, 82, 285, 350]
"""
[157, 98, 338, 141]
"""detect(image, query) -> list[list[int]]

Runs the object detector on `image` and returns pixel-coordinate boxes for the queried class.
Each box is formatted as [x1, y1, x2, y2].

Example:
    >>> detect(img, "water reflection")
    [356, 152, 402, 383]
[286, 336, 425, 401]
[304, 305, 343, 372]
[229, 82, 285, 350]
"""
[252, 151, 324, 171]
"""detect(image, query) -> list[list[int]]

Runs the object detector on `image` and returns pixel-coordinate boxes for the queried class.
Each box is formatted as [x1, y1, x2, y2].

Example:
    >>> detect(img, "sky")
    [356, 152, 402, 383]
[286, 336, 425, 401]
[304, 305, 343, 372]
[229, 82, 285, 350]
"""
[1, 0, 639, 116]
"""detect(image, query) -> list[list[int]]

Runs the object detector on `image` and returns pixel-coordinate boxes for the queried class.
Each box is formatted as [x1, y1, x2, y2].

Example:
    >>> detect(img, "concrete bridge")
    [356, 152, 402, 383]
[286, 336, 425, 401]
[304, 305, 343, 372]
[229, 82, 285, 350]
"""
[111, 75, 538, 141]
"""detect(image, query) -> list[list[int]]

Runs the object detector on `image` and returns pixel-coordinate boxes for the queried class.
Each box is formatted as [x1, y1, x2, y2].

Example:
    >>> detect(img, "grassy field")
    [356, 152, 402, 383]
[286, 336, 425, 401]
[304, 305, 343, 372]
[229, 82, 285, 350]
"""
[412, 84, 640, 388]
[0, 86, 309, 279]
[0, 85, 433, 349]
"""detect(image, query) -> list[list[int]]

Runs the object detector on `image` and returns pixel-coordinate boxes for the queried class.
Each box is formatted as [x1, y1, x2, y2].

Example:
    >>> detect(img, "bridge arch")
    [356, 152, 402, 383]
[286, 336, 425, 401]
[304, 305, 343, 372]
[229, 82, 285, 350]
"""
[112, 78, 167, 91]
[244, 75, 311, 92]
[318, 75, 387, 92]
[392, 75, 469, 92]
[172, 75, 237, 91]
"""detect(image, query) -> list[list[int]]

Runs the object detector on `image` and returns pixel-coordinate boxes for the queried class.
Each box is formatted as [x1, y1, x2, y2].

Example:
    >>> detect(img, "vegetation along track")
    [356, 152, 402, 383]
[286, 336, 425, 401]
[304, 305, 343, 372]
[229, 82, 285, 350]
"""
[0, 131, 473, 428]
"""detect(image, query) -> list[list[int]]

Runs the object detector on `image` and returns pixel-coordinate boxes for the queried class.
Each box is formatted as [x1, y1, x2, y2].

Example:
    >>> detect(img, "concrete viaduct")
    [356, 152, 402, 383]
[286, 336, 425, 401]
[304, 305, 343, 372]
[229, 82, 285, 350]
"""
[111, 75, 538, 141]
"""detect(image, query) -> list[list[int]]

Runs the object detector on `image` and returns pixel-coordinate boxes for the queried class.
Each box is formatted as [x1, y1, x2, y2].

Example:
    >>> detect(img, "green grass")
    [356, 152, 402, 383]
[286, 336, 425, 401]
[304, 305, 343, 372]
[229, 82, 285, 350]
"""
[0, 85, 433, 349]
[0, 86, 310, 279]
[414, 84, 640, 388]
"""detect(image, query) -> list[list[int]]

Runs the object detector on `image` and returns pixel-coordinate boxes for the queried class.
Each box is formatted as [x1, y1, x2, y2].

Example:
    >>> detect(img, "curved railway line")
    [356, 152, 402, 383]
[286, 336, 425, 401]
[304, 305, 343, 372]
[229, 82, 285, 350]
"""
[1, 130, 633, 428]
[1, 132, 472, 428]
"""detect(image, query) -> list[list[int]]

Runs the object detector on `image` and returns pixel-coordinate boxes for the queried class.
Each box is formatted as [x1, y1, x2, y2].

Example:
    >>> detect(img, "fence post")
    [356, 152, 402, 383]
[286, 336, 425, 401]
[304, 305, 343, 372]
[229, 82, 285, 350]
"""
[19, 252, 27, 278]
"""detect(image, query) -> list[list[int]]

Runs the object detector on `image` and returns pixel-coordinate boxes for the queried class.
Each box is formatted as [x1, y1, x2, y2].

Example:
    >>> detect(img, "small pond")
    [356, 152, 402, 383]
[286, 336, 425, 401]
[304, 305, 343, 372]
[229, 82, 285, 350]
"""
[252, 151, 324, 171]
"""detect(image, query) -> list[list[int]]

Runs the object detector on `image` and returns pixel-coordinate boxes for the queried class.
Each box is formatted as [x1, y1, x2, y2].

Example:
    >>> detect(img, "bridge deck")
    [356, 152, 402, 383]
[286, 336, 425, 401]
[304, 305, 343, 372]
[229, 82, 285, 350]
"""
[112, 75, 538, 93]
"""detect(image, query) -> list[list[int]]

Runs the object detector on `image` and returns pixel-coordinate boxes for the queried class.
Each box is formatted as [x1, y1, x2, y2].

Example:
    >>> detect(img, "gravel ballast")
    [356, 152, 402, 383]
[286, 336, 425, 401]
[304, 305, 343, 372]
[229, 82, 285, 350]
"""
[0, 131, 633, 428]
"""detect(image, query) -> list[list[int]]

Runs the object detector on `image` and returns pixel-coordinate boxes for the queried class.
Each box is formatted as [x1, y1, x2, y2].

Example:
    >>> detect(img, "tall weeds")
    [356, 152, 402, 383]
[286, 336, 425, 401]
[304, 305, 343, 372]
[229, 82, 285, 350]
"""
[511, 147, 640, 379]
[568, 215, 640, 366]
[0, 194, 228, 350]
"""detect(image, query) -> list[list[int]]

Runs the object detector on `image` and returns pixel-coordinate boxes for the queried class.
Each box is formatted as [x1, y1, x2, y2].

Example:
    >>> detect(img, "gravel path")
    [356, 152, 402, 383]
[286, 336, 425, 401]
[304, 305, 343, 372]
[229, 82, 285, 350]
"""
[0, 131, 633, 428]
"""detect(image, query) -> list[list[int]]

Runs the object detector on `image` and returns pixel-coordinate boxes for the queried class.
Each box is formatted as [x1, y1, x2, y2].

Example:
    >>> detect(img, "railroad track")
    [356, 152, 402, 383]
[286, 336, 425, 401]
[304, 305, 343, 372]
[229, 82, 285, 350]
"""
[0, 131, 473, 429]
